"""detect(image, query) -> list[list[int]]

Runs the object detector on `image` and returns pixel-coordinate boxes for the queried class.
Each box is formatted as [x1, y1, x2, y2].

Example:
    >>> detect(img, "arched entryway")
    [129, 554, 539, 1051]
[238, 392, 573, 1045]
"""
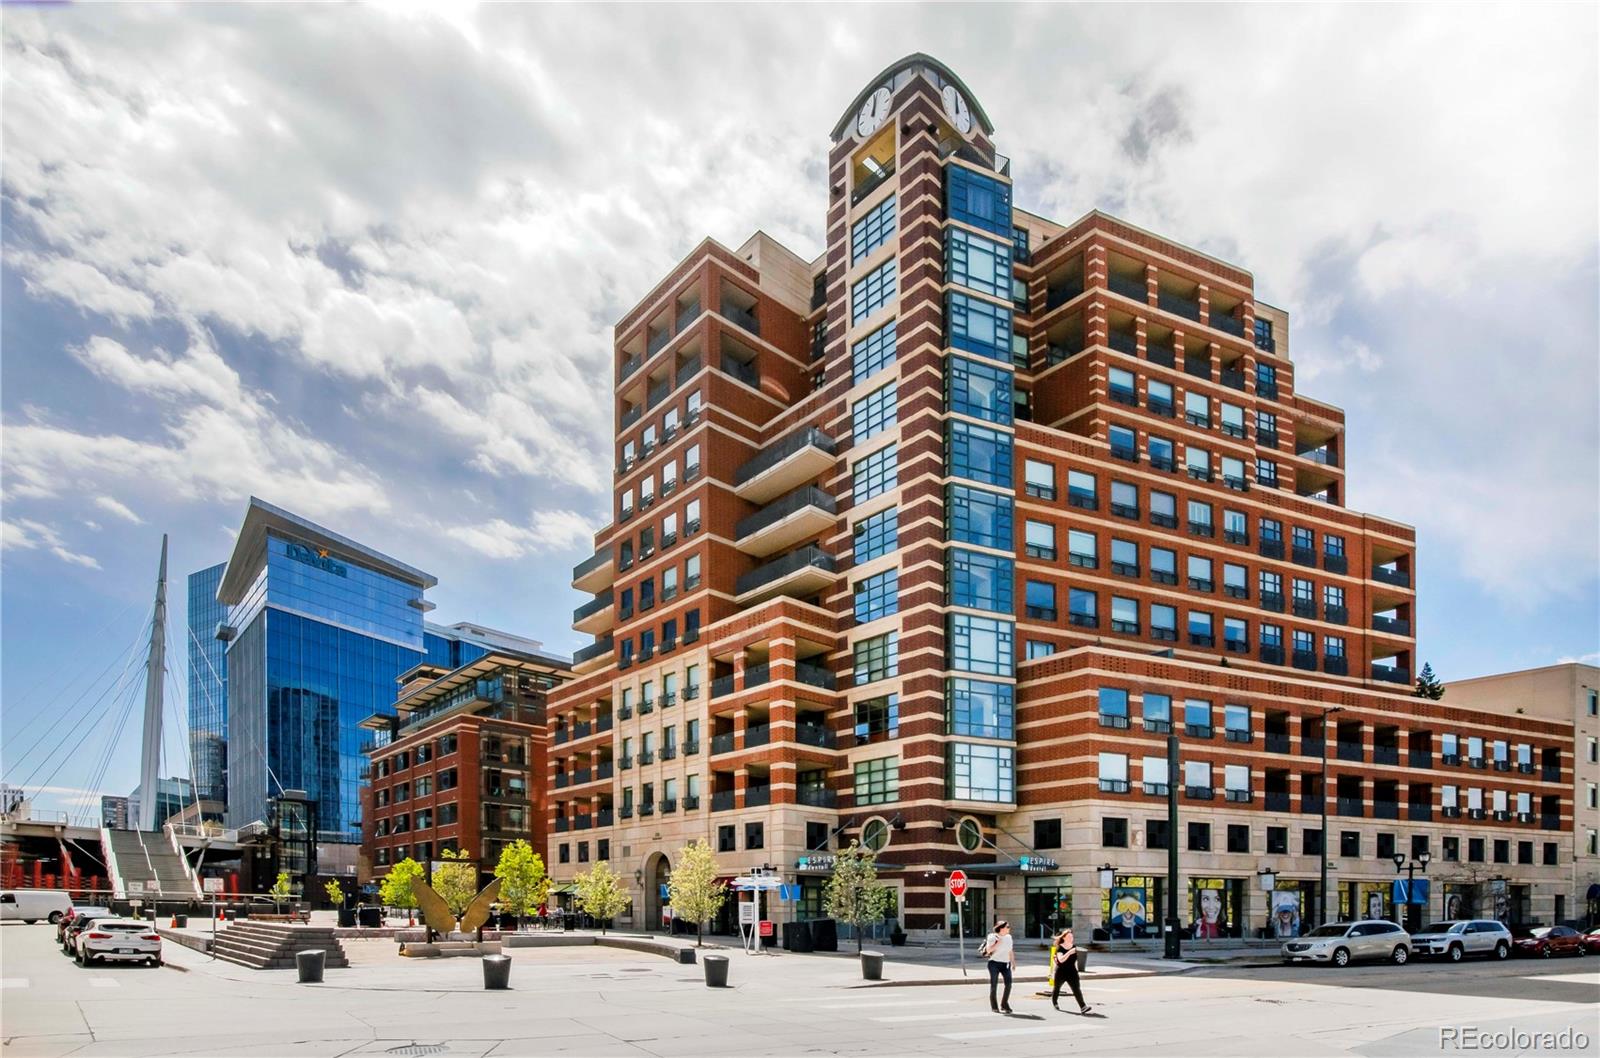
[643, 851, 671, 931]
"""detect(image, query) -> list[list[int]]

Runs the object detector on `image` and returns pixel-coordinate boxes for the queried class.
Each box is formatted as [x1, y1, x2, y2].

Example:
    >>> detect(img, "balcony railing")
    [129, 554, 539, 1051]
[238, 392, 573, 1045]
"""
[572, 547, 612, 583]
[1373, 746, 1400, 765]
[1373, 615, 1411, 635]
[572, 635, 614, 667]
[735, 545, 836, 597]
[1336, 798, 1364, 817]
[711, 675, 735, 698]
[1265, 792, 1291, 811]
[1108, 273, 1147, 302]
[798, 788, 838, 808]
[1159, 290, 1202, 321]
[1371, 663, 1409, 685]
[711, 732, 735, 755]
[1045, 279, 1085, 311]
[735, 486, 837, 541]
[711, 791, 736, 812]
[1265, 733, 1291, 753]
[1372, 565, 1411, 588]
[721, 357, 759, 389]
[745, 786, 772, 807]
[735, 427, 837, 487]
[851, 161, 896, 205]
[1372, 801, 1400, 820]
[1407, 804, 1432, 822]
[723, 304, 760, 337]
[796, 662, 836, 690]
[745, 723, 771, 748]
[797, 723, 836, 748]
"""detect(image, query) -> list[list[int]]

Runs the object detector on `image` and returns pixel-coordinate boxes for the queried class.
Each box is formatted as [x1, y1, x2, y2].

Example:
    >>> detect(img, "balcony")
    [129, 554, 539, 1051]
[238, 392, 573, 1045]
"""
[796, 662, 836, 691]
[572, 634, 615, 673]
[1324, 656, 1349, 676]
[1265, 733, 1291, 753]
[1371, 663, 1410, 685]
[745, 786, 772, 807]
[852, 160, 896, 204]
[597, 761, 614, 780]
[711, 732, 735, 755]
[1107, 272, 1148, 302]
[1219, 366, 1246, 390]
[639, 750, 654, 765]
[684, 741, 700, 756]
[745, 723, 771, 748]
[1372, 801, 1400, 820]
[745, 663, 771, 689]
[1108, 330, 1139, 356]
[572, 547, 615, 593]
[620, 755, 634, 770]
[1373, 615, 1411, 636]
[660, 798, 678, 814]
[735, 426, 837, 503]
[620, 805, 634, 819]
[798, 788, 838, 808]
[735, 486, 837, 557]
[1259, 538, 1285, 560]
[1260, 592, 1285, 613]
[682, 794, 700, 811]
[1265, 792, 1292, 811]
[1372, 564, 1411, 589]
[1184, 356, 1212, 381]
[1292, 650, 1318, 671]
[617, 703, 633, 720]
[1408, 804, 1432, 822]
[573, 588, 615, 635]
[640, 802, 655, 817]
[711, 675, 735, 699]
[1336, 798, 1364, 817]
[1373, 746, 1400, 766]
[1147, 343, 1177, 369]
[797, 723, 837, 749]
[711, 791, 736, 812]
[1159, 290, 1202, 322]
[1325, 604, 1348, 625]
[735, 545, 837, 604]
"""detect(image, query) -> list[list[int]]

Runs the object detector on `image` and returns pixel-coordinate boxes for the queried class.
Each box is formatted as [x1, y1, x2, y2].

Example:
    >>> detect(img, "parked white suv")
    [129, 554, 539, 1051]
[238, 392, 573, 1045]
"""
[1281, 920, 1412, 967]
[1410, 919, 1512, 962]
[74, 918, 163, 967]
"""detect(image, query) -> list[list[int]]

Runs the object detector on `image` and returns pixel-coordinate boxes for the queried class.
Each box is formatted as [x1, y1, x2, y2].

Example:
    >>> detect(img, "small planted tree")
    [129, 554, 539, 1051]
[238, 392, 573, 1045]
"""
[433, 847, 480, 917]
[1414, 662, 1445, 700]
[574, 860, 631, 935]
[825, 840, 892, 953]
[493, 839, 550, 930]
[269, 870, 293, 912]
[380, 857, 424, 924]
[324, 879, 346, 909]
[668, 840, 727, 947]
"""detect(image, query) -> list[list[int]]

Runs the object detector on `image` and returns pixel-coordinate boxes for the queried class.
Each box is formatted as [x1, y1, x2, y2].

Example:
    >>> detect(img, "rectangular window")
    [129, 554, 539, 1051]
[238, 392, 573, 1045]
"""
[1110, 537, 1139, 576]
[1111, 480, 1139, 519]
[1188, 822, 1211, 851]
[947, 742, 1015, 802]
[1148, 435, 1175, 470]
[1069, 588, 1097, 625]
[853, 444, 897, 502]
[1098, 687, 1130, 724]
[1148, 379, 1174, 415]
[1187, 554, 1213, 591]
[852, 321, 897, 383]
[854, 632, 899, 684]
[947, 291, 1013, 361]
[854, 757, 900, 805]
[1068, 470, 1097, 508]
[1069, 529, 1097, 567]
[1110, 595, 1139, 633]
[1225, 764, 1251, 798]
[1099, 753, 1129, 792]
[854, 508, 898, 563]
[946, 226, 1014, 298]
[1184, 390, 1210, 427]
[852, 259, 897, 323]
[947, 355, 1014, 424]
[1025, 579, 1056, 620]
[948, 548, 1015, 613]
[854, 569, 899, 623]
[1143, 693, 1172, 729]
[1034, 818, 1062, 849]
[1188, 499, 1213, 532]
[1109, 424, 1137, 460]
[1185, 698, 1213, 737]
[1151, 603, 1177, 640]
[948, 612, 1015, 676]
[947, 484, 1013, 547]
[947, 678, 1015, 739]
[1024, 459, 1055, 499]
[1224, 703, 1250, 739]
[1024, 519, 1055, 560]
[947, 419, 1013, 486]
[854, 695, 899, 743]
[852, 195, 896, 263]
[946, 164, 1013, 236]
[1108, 366, 1137, 402]
[852, 384, 898, 442]
[1150, 490, 1177, 527]
[1220, 402, 1245, 437]
[1224, 617, 1248, 650]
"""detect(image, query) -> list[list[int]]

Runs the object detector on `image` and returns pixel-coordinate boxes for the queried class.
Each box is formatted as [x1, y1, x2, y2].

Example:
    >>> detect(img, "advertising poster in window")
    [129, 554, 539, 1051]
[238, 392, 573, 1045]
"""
[1107, 886, 1146, 939]
[1270, 889, 1301, 938]
[1189, 878, 1233, 939]
[1491, 878, 1509, 923]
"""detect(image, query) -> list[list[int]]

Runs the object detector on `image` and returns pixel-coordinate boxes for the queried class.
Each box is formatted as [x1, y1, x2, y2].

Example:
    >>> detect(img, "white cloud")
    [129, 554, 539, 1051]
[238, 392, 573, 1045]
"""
[1, 518, 101, 569]
[92, 496, 143, 524]
[446, 511, 596, 560]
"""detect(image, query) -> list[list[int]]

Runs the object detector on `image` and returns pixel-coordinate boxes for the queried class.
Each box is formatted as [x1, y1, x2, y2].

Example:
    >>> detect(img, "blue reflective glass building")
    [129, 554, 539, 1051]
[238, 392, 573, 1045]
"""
[187, 562, 229, 804]
[216, 498, 437, 842]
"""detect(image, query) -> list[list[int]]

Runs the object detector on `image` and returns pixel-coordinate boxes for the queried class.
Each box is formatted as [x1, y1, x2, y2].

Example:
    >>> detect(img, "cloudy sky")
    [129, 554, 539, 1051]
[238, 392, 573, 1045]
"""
[3, 4, 1596, 814]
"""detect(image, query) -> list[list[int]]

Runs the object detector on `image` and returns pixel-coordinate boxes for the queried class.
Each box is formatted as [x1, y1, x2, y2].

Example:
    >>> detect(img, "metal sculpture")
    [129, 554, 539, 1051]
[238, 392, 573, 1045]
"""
[411, 876, 502, 941]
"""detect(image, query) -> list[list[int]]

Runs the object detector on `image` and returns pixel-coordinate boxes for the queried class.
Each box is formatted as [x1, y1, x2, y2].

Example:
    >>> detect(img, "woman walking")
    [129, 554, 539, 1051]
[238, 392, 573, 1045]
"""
[1050, 926, 1093, 1015]
[978, 919, 1016, 1013]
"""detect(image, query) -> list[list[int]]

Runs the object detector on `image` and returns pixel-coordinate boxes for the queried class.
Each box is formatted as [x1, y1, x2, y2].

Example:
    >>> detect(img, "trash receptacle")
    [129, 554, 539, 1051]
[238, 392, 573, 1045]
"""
[482, 953, 511, 989]
[860, 950, 885, 981]
[810, 918, 838, 952]
[702, 953, 729, 987]
[173, 915, 188, 928]
[296, 949, 326, 984]
[224, 907, 239, 922]
[782, 920, 814, 952]
[1075, 948, 1089, 971]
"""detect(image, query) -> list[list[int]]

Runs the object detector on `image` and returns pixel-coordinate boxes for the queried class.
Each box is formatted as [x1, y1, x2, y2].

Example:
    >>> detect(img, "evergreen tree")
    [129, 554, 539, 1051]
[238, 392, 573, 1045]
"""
[824, 840, 892, 952]
[1414, 662, 1445, 699]
[574, 860, 631, 934]
[493, 839, 551, 929]
[667, 840, 727, 947]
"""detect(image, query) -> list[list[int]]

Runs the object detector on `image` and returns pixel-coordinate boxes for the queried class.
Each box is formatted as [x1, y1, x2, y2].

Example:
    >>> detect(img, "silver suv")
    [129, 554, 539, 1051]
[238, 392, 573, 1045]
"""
[1410, 919, 1512, 962]
[1281, 920, 1412, 967]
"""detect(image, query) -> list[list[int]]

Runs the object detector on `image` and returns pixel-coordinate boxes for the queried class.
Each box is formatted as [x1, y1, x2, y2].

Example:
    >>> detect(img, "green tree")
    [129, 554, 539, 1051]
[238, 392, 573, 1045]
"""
[268, 870, 293, 911]
[825, 841, 892, 953]
[323, 879, 345, 908]
[1414, 662, 1445, 700]
[667, 840, 727, 947]
[574, 860, 631, 935]
[380, 857, 425, 922]
[493, 839, 550, 929]
[434, 847, 480, 917]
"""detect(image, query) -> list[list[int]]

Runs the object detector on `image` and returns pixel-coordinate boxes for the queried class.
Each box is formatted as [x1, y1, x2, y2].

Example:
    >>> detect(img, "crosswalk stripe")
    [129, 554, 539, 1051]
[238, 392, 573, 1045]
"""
[873, 1011, 996, 1023]
[938, 1023, 1091, 1040]
[819, 998, 958, 1010]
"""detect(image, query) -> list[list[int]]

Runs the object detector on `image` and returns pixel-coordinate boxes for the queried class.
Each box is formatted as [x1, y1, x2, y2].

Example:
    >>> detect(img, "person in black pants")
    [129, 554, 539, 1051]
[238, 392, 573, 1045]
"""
[1051, 927, 1093, 1014]
[979, 919, 1015, 1013]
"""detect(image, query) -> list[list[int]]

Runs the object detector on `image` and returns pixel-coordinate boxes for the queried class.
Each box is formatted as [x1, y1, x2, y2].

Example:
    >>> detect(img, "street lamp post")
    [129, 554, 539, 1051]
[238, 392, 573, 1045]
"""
[1164, 733, 1181, 959]
[1318, 707, 1341, 927]
[1392, 852, 1431, 930]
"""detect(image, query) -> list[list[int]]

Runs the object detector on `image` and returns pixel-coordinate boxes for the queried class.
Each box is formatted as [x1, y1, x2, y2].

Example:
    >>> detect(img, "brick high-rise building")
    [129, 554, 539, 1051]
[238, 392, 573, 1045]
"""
[548, 54, 1574, 940]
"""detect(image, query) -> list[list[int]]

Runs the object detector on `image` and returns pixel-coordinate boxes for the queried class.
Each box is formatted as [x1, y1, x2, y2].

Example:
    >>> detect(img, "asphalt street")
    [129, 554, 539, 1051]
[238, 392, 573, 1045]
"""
[2, 922, 1596, 1058]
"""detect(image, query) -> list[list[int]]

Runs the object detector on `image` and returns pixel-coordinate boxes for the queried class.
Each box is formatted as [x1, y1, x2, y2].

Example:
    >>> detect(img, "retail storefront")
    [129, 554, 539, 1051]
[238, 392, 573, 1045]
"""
[1024, 876, 1072, 940]
[1188, 877, 1245, 939]
[1100, 874, 1164, 939]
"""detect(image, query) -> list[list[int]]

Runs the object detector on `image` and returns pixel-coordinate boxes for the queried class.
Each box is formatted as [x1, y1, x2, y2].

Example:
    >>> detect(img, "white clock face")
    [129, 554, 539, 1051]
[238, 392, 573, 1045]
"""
[856, 86, 892, 138]
[942, 84, 972, 134]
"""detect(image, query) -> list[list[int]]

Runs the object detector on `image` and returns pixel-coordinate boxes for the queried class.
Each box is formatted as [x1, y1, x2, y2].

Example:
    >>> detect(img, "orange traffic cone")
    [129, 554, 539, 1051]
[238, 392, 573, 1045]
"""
[170, 915, 178, 928]
[218, 908, 226, 921]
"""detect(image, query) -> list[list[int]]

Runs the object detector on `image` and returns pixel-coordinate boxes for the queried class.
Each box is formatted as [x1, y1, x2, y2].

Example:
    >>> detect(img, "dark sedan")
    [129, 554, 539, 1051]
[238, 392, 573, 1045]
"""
[1511, 925, 1587, 957]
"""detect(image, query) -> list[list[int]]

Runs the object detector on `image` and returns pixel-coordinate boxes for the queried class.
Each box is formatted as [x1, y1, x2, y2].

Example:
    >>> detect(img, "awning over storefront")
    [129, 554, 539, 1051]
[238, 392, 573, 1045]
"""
[947, 855, 1062, 876]
[1586, 883, 1600, 900]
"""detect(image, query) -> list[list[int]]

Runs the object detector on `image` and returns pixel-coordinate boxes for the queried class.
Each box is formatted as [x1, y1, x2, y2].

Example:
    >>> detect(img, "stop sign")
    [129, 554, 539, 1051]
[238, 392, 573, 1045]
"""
[947, 870, 969, 898]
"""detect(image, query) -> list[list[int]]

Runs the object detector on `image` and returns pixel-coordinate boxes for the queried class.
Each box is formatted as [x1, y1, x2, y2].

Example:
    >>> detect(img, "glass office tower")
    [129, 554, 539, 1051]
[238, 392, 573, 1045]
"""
[187, 562, 229, 804]
[216, 498, 436, 843]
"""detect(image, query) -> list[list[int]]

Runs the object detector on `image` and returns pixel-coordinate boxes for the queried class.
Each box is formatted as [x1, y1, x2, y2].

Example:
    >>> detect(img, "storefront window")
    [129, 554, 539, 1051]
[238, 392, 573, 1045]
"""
[1025, 877, 1072, 940]
[1189, 877, 1243, 939]
[1102, 875, 1162, 939]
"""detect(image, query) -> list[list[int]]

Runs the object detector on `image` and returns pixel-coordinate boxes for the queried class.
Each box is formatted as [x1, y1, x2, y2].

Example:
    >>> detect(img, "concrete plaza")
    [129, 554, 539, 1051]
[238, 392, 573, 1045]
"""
[1, 922, 1596, 1057]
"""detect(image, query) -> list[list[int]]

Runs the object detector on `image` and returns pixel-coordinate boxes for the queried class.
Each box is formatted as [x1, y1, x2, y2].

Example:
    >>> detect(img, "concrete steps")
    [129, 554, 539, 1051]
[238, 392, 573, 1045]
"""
[211, 922, 350, 970]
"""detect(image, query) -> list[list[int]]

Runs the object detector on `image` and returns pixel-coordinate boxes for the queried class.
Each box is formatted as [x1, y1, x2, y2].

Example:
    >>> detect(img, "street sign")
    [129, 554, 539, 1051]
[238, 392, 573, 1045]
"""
[759, 920, 774, 938]
[947, 870, 968, 899]
[127, 880, 145, 894]
[203, 877, 224, 894]
[738, 901, 758, 925]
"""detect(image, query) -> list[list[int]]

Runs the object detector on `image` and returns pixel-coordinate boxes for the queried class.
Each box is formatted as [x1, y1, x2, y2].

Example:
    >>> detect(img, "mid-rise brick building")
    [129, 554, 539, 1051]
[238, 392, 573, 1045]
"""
[548, 54, 1575, 941]
[362, 641, 572, 890]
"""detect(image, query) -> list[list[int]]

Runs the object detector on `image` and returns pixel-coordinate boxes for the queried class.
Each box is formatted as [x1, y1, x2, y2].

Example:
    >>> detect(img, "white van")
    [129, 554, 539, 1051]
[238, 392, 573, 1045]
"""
[1, 889, 74, 924]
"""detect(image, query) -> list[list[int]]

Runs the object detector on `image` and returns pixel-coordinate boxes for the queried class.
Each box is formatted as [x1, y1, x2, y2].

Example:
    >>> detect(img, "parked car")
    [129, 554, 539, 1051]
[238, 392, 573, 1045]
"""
[1281, 920, 1412, 967]
[1582, 927, 1600, 955]
[56, 906, 111, 946]
[73, 918, 162, 967]
[61, 909, 114, 955]
[1409, 919, 1513, 962]
[1512, 925, 1587, 958]
[0, 889, 73, 924]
